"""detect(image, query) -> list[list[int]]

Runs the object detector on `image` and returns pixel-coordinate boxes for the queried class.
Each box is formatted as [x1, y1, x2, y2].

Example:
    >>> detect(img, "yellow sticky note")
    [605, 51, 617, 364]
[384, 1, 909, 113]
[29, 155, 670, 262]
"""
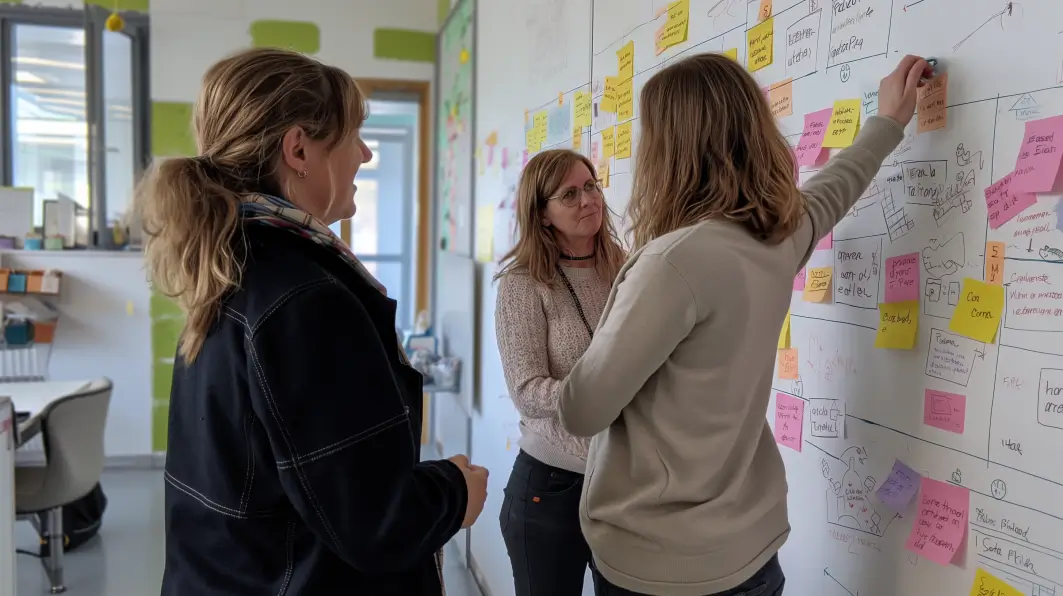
[617, 78, 634, 120]
[616, 122, 633, 158]
[525, 128, 541, 153]
[777, 348, 798, 379]
[475, 205, 495, 263]
[746, 17, 774, 72]
[723, 48, 739, 61]
[574, 91, 592, 127]
[985, 241, 1005, 286]
[485, 131, 498, 146]
[572, 126, 583, 151]
[778, 312, 791, 349]
[803, 267, 832, 302]
[558, 91, 564, 106]
[875, 301, 919, 349]
[658, 0, 690, 51]
[617, 40, 635, 81]
[758, 0, 773, 20]
[599, 161, 610, 188]
[533, 110, 548, 142]
[601, 127, 615, 159]
[476, 146, 484, 176]
[969, 568, 1022, 596]
[459, 48, 470, 64]
[949, 277, 1005, 343]
[602, 77, 619, 112]
[823, 99, 861, 148]
[126, 301, 135, 317]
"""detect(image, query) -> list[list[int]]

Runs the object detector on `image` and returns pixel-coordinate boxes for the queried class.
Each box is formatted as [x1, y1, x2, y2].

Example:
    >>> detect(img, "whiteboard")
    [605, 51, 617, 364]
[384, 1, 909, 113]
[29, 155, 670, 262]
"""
[436, 0, 476, 256]
[471, 1, 1063, 595]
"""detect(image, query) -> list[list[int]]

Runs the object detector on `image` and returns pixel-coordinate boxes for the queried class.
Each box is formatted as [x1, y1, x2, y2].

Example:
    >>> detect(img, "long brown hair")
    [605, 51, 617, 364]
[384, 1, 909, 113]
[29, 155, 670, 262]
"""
[496, 149, 625, 286]
[136, 48, 367, 363]
[628, 52, 803, 251]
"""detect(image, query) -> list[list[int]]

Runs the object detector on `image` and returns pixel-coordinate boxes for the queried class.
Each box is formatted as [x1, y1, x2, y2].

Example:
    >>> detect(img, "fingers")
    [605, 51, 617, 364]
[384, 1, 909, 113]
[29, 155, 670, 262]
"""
[469, 464, 489, 477]
[449, 454, 470, 468]
[904, 58, 931, 93]
[893, 54, 922, 78]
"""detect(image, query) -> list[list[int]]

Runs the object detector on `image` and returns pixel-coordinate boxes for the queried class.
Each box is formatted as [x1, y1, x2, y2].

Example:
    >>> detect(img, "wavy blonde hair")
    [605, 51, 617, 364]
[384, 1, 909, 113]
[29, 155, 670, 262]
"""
[496, 149, 625, 286]
[628, 53, 803, 251]
[136, 48, 367, 363]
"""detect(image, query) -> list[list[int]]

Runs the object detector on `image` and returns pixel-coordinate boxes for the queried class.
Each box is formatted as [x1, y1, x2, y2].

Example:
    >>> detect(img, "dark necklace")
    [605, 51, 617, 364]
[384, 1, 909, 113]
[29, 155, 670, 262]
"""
[559, 253, 595, 261]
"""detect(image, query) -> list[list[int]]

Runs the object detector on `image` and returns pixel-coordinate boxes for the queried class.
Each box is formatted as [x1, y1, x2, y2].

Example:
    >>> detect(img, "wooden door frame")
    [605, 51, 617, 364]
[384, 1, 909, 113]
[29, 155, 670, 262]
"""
[353, 78, 432, 319]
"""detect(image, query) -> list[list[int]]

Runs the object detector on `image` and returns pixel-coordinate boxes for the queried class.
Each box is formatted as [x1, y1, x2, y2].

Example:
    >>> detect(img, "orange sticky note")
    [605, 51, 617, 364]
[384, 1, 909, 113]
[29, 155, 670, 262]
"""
[758, 0, 773, 21]
[769, 79, 793, 117]
[803, 267, 832, 302]
[985, 241, 1005, 285]
[558, 91, 564, 106]
[917, 72, 948, 133]
[777, 348, 798, 379]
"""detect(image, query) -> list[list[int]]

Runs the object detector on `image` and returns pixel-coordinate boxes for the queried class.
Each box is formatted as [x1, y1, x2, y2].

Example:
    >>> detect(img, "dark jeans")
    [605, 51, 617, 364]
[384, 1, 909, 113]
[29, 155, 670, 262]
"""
[591, 554, 785, 596]
[499, 450, 591, 596]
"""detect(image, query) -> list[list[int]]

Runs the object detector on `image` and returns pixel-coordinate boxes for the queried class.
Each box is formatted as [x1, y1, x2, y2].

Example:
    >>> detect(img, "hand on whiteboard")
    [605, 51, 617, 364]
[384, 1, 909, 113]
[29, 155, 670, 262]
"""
[877, 55, 932, 127]
[449, 454, 489, 528]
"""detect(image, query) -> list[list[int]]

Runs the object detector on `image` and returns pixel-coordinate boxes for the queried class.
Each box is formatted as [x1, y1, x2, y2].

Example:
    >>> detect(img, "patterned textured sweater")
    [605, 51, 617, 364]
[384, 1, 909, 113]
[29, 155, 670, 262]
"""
[495, 265, 610, 473]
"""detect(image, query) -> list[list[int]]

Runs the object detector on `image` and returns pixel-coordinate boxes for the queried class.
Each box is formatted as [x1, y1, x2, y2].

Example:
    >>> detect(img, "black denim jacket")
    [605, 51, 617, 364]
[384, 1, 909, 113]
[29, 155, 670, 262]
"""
[161, 224, 467, 595]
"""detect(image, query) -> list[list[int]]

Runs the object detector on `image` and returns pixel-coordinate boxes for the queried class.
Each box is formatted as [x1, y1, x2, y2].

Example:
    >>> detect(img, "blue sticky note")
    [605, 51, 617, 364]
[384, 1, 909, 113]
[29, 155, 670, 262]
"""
[875, 459, 921, 512]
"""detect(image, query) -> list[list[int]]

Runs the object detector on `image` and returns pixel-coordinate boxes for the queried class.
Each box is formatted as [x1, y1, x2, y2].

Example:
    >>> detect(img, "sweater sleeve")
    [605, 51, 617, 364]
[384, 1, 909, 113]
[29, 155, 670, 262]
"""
[495, 273, 562, 419]
[796, 115, 906, 266]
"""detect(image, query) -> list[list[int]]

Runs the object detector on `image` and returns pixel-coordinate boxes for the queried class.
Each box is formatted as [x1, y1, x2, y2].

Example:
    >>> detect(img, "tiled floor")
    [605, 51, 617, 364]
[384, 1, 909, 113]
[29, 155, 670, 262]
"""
[15, 469, 482, 595]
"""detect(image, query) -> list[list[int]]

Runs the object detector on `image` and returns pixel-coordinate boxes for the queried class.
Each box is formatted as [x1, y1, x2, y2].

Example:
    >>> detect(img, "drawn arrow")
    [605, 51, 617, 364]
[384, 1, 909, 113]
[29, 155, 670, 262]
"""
[1028, 238, 1034, 253]
[902, 0, 926, 11]
[824, 568, 858, 596]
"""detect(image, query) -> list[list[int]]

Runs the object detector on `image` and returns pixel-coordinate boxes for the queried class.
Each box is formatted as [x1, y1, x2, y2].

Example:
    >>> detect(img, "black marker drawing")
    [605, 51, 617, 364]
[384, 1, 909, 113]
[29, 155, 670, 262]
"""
[922, 232, 965, 279]
[991, 479, 1007, 500]
[953, 1, 1022, 51]
[824, 446, 898, 538]
[1039, 245, 1063, 262]
[956, 143, 984, 170]
[1009, 93, 1041, 121]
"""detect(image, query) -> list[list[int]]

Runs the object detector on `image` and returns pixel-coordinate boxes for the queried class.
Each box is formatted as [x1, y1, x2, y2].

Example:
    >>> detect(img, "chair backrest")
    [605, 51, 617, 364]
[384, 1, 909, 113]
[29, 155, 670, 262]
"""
[35, 378, 112, 508]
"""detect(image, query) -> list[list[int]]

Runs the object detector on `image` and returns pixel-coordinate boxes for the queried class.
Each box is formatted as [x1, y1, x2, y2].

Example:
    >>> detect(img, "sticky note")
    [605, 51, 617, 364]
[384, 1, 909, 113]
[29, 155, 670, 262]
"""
[724, 48, 739, 60]
[916, 72, 948, 134]
[803, 267, 832, 302]
[485, 131, 498, 146]
[558, 92, 564, 106]
[616, 122, 633, 159]
[533, 111, 548, 143]
[758, 0, 773, 21]
[525, 128, 541, 153]
[793, 268, 806, 291]
[746, 18, 774, 72]
[904, 478, 969, 566]
[1013, 115, 1063, 193]
[476, 146, 485, 176]
[985, 241, 1005, 285]
[657, 0, 690, 51]
[876, 459, 921, 512]
[970, 569, 1022, 596]
[617, 78, 634, 120]
[777, 348, 798, 379]
[769, 79, 793, 117]
[774, 393, 804, 452]
[778, 312, 791, 349]
[599, 161, 610, 188]
[795, 108, 833, 166]
[924, 389, 966, 434]
[949, 277, 1005, 343]
[572, 126, 582, 151]
[574, 91, 592, 127]
[816, 231, 832, 251]
[823, 99, 861, 148]
[875, 301, 919, 349]
[885, 252, 920, 303]
[985, 171, 1038, 229]
[601, 127, 615, 159]
[617, 40, 634, 81]
[475, 205, 495, 263]
[602, 77, 618, 112]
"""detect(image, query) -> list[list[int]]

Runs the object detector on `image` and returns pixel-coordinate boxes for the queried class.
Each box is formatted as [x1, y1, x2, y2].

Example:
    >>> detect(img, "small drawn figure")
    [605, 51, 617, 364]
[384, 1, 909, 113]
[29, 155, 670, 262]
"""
[1039, 246, 1063, 262]
[952, 469, 963, 484]
[990, 479, 1007, 500]
[955, 143, 985, 170]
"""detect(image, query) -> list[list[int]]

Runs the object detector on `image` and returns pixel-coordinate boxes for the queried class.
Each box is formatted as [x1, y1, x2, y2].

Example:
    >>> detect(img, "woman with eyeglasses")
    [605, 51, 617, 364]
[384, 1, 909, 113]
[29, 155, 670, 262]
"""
[493, 149, 626, 595]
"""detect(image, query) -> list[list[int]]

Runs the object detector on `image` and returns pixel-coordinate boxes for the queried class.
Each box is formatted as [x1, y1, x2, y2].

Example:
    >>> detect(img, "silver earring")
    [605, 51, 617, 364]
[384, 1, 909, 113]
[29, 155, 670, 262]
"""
[298, 170, 308, 178]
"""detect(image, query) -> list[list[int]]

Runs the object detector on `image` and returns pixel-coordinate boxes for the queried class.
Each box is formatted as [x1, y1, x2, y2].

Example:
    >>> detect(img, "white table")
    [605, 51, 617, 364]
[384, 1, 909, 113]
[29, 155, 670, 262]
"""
[0, 381, 92, 447]
[0, 397, 16, 596]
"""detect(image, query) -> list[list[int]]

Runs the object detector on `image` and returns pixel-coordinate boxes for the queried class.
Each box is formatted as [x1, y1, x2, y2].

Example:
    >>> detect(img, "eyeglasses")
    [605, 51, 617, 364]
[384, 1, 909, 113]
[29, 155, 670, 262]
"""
[547, 179, 604, 207]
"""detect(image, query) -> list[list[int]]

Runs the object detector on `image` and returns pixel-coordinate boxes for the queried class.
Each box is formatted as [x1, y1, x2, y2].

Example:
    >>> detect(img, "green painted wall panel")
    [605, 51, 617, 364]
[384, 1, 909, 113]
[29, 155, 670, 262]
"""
[373, 29, 436, 63]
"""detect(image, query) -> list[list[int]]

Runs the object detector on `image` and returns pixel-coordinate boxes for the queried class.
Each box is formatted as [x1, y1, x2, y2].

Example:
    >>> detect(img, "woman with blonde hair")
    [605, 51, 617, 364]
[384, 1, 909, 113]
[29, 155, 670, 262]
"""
[494, 149, 625, 595]
[140, 47, 487, 595]
[558, 54, 931, 596]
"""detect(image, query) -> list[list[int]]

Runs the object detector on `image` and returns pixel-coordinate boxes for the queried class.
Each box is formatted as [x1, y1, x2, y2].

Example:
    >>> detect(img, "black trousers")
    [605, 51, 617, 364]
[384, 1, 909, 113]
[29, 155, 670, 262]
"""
[499, 450, 591, 596]
[591, 554, 785, 596]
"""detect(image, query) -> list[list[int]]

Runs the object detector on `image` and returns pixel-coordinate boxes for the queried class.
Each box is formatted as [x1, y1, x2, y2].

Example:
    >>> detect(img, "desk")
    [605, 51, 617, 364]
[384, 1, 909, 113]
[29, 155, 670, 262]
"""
[0, 381, 91, 447]
[1, 397, 16, 596]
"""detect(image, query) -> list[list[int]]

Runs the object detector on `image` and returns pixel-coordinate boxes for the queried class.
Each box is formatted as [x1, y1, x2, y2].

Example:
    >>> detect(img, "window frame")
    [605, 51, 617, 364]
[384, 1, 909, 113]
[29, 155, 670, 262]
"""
[0, 4, 150, 249]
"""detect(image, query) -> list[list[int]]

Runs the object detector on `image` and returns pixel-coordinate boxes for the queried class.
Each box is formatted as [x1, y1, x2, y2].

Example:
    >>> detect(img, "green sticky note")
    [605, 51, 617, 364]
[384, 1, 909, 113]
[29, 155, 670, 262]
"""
[373, 29, 436, 63]
[249, 20, 321, 54]
[151, 101, 196, 157]
[85, 0, 149, 12]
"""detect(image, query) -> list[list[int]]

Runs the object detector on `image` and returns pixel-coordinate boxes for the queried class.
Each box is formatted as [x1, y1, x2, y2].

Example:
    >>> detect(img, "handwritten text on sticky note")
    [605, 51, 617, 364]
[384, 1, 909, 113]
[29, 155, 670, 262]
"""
[876, 459, 921, 512]
[777, 348, 798, 379]
[616, 122, 632, 159]
[601, 127, 615, 159]
[574, 91, 592, 127]
[885, 252, 920, 303]
[795, 108, 833, 166]
[948, 277, 1005, 343]
[809, 398, 843, 439]
[985, 172, 1038, 229]
[657, 0, 690, 51]
[602, 77, 618, 112]
[769, 79, 793, 117]
[905, 478, 969, 566]
[803, 267, 832, 302]
[617, 41, 634, 81]
[969, 568, 1022, 596]
[916, 72, 948, 134]
[924, 389, 966, 434]
[617, 78, 634, 120]
[747, 18, 774, 72]
[875, 301, 919, 349]
[1013, 115, 1063, 193]
[823, 99, 861, 148]
[774, 393, 804, 452]
[985, 241, 1005, 285]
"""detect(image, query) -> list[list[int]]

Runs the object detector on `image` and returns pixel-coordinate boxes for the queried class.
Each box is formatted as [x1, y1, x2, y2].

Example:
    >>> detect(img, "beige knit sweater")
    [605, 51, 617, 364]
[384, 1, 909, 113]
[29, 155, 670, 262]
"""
[494, 265, 610, 473]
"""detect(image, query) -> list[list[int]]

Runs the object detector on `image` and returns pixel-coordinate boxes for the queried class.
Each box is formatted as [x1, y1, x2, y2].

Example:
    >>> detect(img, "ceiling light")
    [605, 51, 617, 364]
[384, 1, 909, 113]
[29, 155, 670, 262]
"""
[13, 57, 84, 70]
[36, 97, 86, 109]
[15, 71, 45, 84]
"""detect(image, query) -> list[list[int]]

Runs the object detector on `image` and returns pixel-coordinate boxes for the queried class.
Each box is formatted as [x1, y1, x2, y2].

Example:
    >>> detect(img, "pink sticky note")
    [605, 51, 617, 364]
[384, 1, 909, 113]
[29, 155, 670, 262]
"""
[923, 389, 966, 434]
[905, 478, 969, 566]
[793, 268, 806, 291]
[816, 231, 832, 251]
[985, 171, 1039, 229]
[774, 393, 804, 452]
[795, 108, 834, 167]
[885, 252, 920, 303]
[501, 147, 510, 169]
[1013, 115, 1063, 193]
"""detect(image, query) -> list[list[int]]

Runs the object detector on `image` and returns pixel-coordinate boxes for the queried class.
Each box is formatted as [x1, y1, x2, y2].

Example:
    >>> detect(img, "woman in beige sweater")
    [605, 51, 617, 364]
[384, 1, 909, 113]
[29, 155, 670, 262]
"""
[558, 55, 931, 596]
[494, 149, 625, 595]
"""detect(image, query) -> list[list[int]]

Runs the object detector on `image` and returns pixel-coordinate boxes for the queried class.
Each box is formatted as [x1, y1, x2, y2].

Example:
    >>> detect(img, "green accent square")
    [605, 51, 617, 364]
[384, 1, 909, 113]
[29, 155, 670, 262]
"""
[150, 292, 183, 319]
[151, 101, 196, 158]
[373, 29, 436, 63]
[85, 0, 149, 12]
[249, 20, 321, 54]
[151, 318, 184, 360]
[152, 398, 169, 452]
[153, 360, 174, 400]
